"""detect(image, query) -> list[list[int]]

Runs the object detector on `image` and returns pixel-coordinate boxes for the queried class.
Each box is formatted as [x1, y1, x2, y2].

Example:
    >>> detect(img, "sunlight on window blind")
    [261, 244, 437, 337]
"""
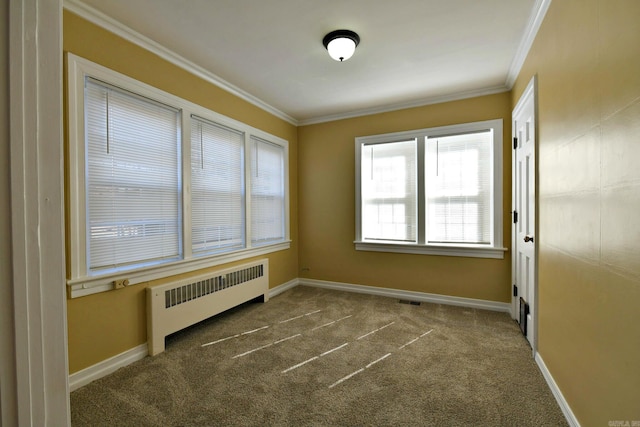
[85, 78, 181, 272]
[425, 130, 492, 244]
[250, 137, 285, 246]
[361, 140, 417, 242]
[191, 116, 245, 255]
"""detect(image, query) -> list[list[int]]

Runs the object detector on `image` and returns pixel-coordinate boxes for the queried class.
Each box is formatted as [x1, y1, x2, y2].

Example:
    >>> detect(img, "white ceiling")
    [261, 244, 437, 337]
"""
[68, 0, 539, 125]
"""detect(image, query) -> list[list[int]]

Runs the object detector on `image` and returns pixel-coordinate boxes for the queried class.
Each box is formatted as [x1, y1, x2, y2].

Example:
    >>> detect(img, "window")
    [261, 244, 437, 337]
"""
[67, 54, 289, 297]
[191, 116, 245, 255]
[85, 79, 182, 273]
[250, 136, 286, 246]
[361, 140, 417, 242]
[425, 131, 492, 245]
[355, 120, 505, 259]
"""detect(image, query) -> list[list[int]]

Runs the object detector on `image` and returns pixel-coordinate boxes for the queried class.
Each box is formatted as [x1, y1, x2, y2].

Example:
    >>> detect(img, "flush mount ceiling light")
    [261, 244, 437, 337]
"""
[322, 29, 360, 62]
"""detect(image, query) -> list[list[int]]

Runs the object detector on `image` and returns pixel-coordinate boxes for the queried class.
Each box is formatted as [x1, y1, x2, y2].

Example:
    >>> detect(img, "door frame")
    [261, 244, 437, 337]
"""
[511, 75, 538, 354]
[7, 0, 69, 424]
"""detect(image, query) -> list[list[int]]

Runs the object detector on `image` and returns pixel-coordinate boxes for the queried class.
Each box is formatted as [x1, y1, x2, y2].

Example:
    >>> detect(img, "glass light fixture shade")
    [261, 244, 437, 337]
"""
[323, 29, 360, 62]
[327, 37, 356, 62]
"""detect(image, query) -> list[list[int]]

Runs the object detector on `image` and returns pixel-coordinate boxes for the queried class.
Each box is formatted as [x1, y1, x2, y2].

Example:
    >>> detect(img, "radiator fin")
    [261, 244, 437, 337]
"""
[164, 264, 264, 309]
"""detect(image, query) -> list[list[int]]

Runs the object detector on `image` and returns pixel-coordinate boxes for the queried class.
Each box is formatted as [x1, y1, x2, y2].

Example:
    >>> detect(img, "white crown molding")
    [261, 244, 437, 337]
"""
[63, 0, 298, 126]
[298, 84, 510, 126]
[63, 0, 551, 129]
[505, 0, 553, 89]
[299, 1, 551, 125]
[304, 0, 553, 127]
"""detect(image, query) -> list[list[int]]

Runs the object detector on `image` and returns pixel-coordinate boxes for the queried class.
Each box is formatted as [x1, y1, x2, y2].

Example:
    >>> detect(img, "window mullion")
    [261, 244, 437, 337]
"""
[417, 137, 426, 245]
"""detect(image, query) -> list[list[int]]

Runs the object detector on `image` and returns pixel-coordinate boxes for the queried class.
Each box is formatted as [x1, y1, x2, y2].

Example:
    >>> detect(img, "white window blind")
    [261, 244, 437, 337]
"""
[250, 136, 285, 246]
[425, 131, 492, 244]
[85, 78, 181, 273]
[361, 140, 417, 242]
[191, 116, 245, 255]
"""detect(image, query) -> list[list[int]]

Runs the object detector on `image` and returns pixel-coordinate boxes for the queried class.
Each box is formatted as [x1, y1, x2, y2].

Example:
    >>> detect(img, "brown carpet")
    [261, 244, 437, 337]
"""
[70, 285, 568, 426]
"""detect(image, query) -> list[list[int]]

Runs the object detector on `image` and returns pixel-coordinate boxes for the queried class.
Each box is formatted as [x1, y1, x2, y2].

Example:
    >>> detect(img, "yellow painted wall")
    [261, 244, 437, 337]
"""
[511, 0, 640, 424]
[66, 5, 640, 423]
[298, 93, 512, 302]
[64, 11, 299, 373]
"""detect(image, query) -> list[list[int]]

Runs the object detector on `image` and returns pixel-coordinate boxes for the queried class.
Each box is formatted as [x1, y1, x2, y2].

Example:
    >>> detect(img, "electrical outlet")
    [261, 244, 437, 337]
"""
[113, 278, 129, 289]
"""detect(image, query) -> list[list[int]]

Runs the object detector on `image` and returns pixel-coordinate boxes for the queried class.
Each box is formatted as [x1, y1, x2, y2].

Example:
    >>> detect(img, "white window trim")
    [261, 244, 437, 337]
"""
[67, 53, 290, 298]
[355, 119, 506, 259]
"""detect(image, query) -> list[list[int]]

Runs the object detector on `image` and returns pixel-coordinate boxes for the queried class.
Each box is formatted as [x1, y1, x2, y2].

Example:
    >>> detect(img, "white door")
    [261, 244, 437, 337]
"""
[512, 77, 537, 350]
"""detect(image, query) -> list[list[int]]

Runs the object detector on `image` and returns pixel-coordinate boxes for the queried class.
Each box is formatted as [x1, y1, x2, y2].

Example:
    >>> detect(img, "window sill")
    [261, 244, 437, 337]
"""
[67, 241, 291, 298]
[354, 241, 507, 259]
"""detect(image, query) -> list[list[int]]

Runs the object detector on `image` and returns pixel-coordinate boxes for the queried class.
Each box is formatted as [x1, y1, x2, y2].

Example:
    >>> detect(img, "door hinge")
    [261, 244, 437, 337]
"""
[513, 137, 518, 149]
[513, 210, 518, 224]
[513, 284, 518, 297]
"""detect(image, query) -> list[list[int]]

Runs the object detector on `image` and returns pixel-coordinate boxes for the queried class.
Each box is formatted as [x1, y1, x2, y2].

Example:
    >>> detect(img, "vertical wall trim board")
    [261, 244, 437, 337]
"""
[9, 0, 69, 424]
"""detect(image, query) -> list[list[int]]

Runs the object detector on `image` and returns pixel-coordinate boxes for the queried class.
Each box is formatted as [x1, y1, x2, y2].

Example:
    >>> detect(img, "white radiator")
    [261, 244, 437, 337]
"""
[146, 259, 269, 356]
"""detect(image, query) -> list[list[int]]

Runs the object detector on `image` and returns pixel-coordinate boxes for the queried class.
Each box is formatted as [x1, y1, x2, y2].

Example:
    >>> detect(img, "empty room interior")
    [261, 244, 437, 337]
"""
[1, 0, 639, 426]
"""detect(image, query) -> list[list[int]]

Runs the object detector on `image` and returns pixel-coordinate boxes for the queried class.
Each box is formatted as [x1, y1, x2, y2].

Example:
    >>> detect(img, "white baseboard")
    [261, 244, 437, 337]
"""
[69, 277, 509, 390]
[269, 278, 299, 298]
[68, 279, 299, 390]
[69, 343, 148, 392]
[535, 352, 581, 427]
[299, 278, 511, 312]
